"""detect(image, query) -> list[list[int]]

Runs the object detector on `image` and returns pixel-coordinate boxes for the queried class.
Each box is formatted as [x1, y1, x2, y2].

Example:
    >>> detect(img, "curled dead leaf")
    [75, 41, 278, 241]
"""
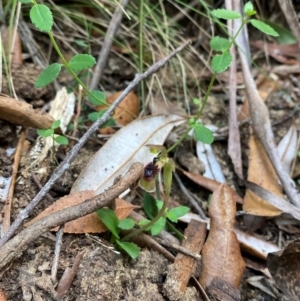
[243, 135, 283, 217]
[97, 91, 139, 129]
[199, 184, 245, 289]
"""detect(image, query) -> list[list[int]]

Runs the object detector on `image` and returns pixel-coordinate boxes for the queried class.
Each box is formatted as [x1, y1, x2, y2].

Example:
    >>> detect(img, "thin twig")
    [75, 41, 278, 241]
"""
[89, 0, 129, 90]
[0, 40, 191, 248]
[0, 162, 144, 270]
[173, 171, 207, 220]
[51, 225, 64, 283]
[3, 129, 26, 233]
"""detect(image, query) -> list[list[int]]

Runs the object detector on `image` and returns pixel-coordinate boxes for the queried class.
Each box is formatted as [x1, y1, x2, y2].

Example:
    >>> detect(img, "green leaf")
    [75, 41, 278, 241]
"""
[118, 218, 135, 230]
[68, 54, 96, 71]
[210, 36, 231, 53]
[30, 4, 53, 32]
[116, 241, 140, 259]
[193, 98, 200, 106]
[75, 40, 88, 48]
[250, 19, 279, 37]
[51, 120, 61, 130]
[143, 193, 157, 219]
[19, 0, 33, 3]
[167, 206, 190, 223]
[264, 21, 295, 44]
[194, 122, 214, 144]
[54, 135, 69, 145]
[96, 208, 120, 239]
[88, 112, 101, 122]
[150, 217, 166, 236]
[35, 63, 62, 88]
[138, 219, 152, 230]
[37, 128, 53, 137]
[88, 109, 115, 127]
[89, 90, 107, 106]
[211, 8, 241, 20]
[244, 2, 256, 16]
[156, 200, 164, 210]
[211, 52, 232, 73]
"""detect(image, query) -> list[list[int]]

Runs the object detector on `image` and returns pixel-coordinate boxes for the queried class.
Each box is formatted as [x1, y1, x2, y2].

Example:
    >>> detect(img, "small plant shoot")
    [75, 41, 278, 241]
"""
[96, 208, 140, 258]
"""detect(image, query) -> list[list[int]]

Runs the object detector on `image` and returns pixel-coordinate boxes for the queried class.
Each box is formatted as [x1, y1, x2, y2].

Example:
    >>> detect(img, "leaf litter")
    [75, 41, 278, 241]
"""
[2, 2, 298, 300]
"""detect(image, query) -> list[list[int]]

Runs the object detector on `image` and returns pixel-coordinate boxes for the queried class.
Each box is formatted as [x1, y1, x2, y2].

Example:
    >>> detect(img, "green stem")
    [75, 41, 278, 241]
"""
[228, 17, 248, 49]
[122, 177, 167, 241]
[48, 32, 108, 107]
[121, 197, 168, 241]
[167, 72, 217, 153]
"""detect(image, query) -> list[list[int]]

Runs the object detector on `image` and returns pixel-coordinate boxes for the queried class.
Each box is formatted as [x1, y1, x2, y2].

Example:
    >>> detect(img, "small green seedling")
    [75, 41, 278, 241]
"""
[96, 208, 140, 259]
[37, 120, 69, 166]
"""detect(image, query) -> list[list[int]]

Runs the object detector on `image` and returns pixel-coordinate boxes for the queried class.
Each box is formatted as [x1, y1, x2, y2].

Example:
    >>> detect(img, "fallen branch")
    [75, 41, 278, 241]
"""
[0, 40, 191, 247]
[0, 162, 143, 271]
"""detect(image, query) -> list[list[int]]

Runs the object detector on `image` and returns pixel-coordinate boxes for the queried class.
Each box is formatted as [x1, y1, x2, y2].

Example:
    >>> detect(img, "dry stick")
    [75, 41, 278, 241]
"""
[173, 171, 206, 219]
[0, 40, 191, 248]
[226, 0, 243, 179]
[277, 0, 300, 49]
[234, 8, 300, 208]
[3, 129, 26, 233]
[89, 0, 129, 90]
[51, 225, 64, 283]
[0, 162, 143, 270]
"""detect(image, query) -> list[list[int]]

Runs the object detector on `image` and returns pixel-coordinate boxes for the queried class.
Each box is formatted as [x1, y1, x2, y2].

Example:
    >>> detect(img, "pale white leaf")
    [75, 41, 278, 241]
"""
[196, 142, 226, 183]
[29, 87, 75, 165]
[71, 115, 185, 194]
[277, 124, 298, 174]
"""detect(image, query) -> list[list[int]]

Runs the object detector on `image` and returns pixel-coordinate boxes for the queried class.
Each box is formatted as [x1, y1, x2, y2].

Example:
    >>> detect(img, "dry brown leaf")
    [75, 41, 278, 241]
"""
[238, 77, 280, 121]
[251, 40, 300, 65]
[234, 227, 280, 260]
[97, 91, 139, 128]
[26, 192, 136, 233]
[199, 184, 245, 289]
[148, 98, 185, 116]
[0, 289, 7, 301]
[267, 239, 300, 301]
[181, 169, 243, 204]
[0, 95, 55, 130]
[243, 135, 283, 216]
[2, 27, 23, 66]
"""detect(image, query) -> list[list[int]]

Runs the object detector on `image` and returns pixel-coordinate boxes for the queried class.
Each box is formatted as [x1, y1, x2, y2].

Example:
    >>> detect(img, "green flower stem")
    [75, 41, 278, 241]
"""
[121, 198, 168, 241]
[122, 178, 167, 241]
[166, 220, 185, 240]
[228, 17, 248, 49]
[167, 72, 217, 153]
[48, 32, 108, 107]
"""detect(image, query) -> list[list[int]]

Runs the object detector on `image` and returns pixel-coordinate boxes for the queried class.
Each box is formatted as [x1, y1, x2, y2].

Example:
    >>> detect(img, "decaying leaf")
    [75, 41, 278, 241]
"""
[0, 95, 55, 129]
[96, 91, 139, 126]
[243, 135, 283, 217]
[237, 76, 280, 121]
[2, 27, 23, 66]
[71, 115, 185, 195]
[199, 184, 245, 289]
[267, 239, 300, 301]
[181, 169, 243, 204]
[26, 192, 136, 233]
[196, 141, 226, 183]
[277, 124, 298, 174]
[234, 227, 280, 260]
